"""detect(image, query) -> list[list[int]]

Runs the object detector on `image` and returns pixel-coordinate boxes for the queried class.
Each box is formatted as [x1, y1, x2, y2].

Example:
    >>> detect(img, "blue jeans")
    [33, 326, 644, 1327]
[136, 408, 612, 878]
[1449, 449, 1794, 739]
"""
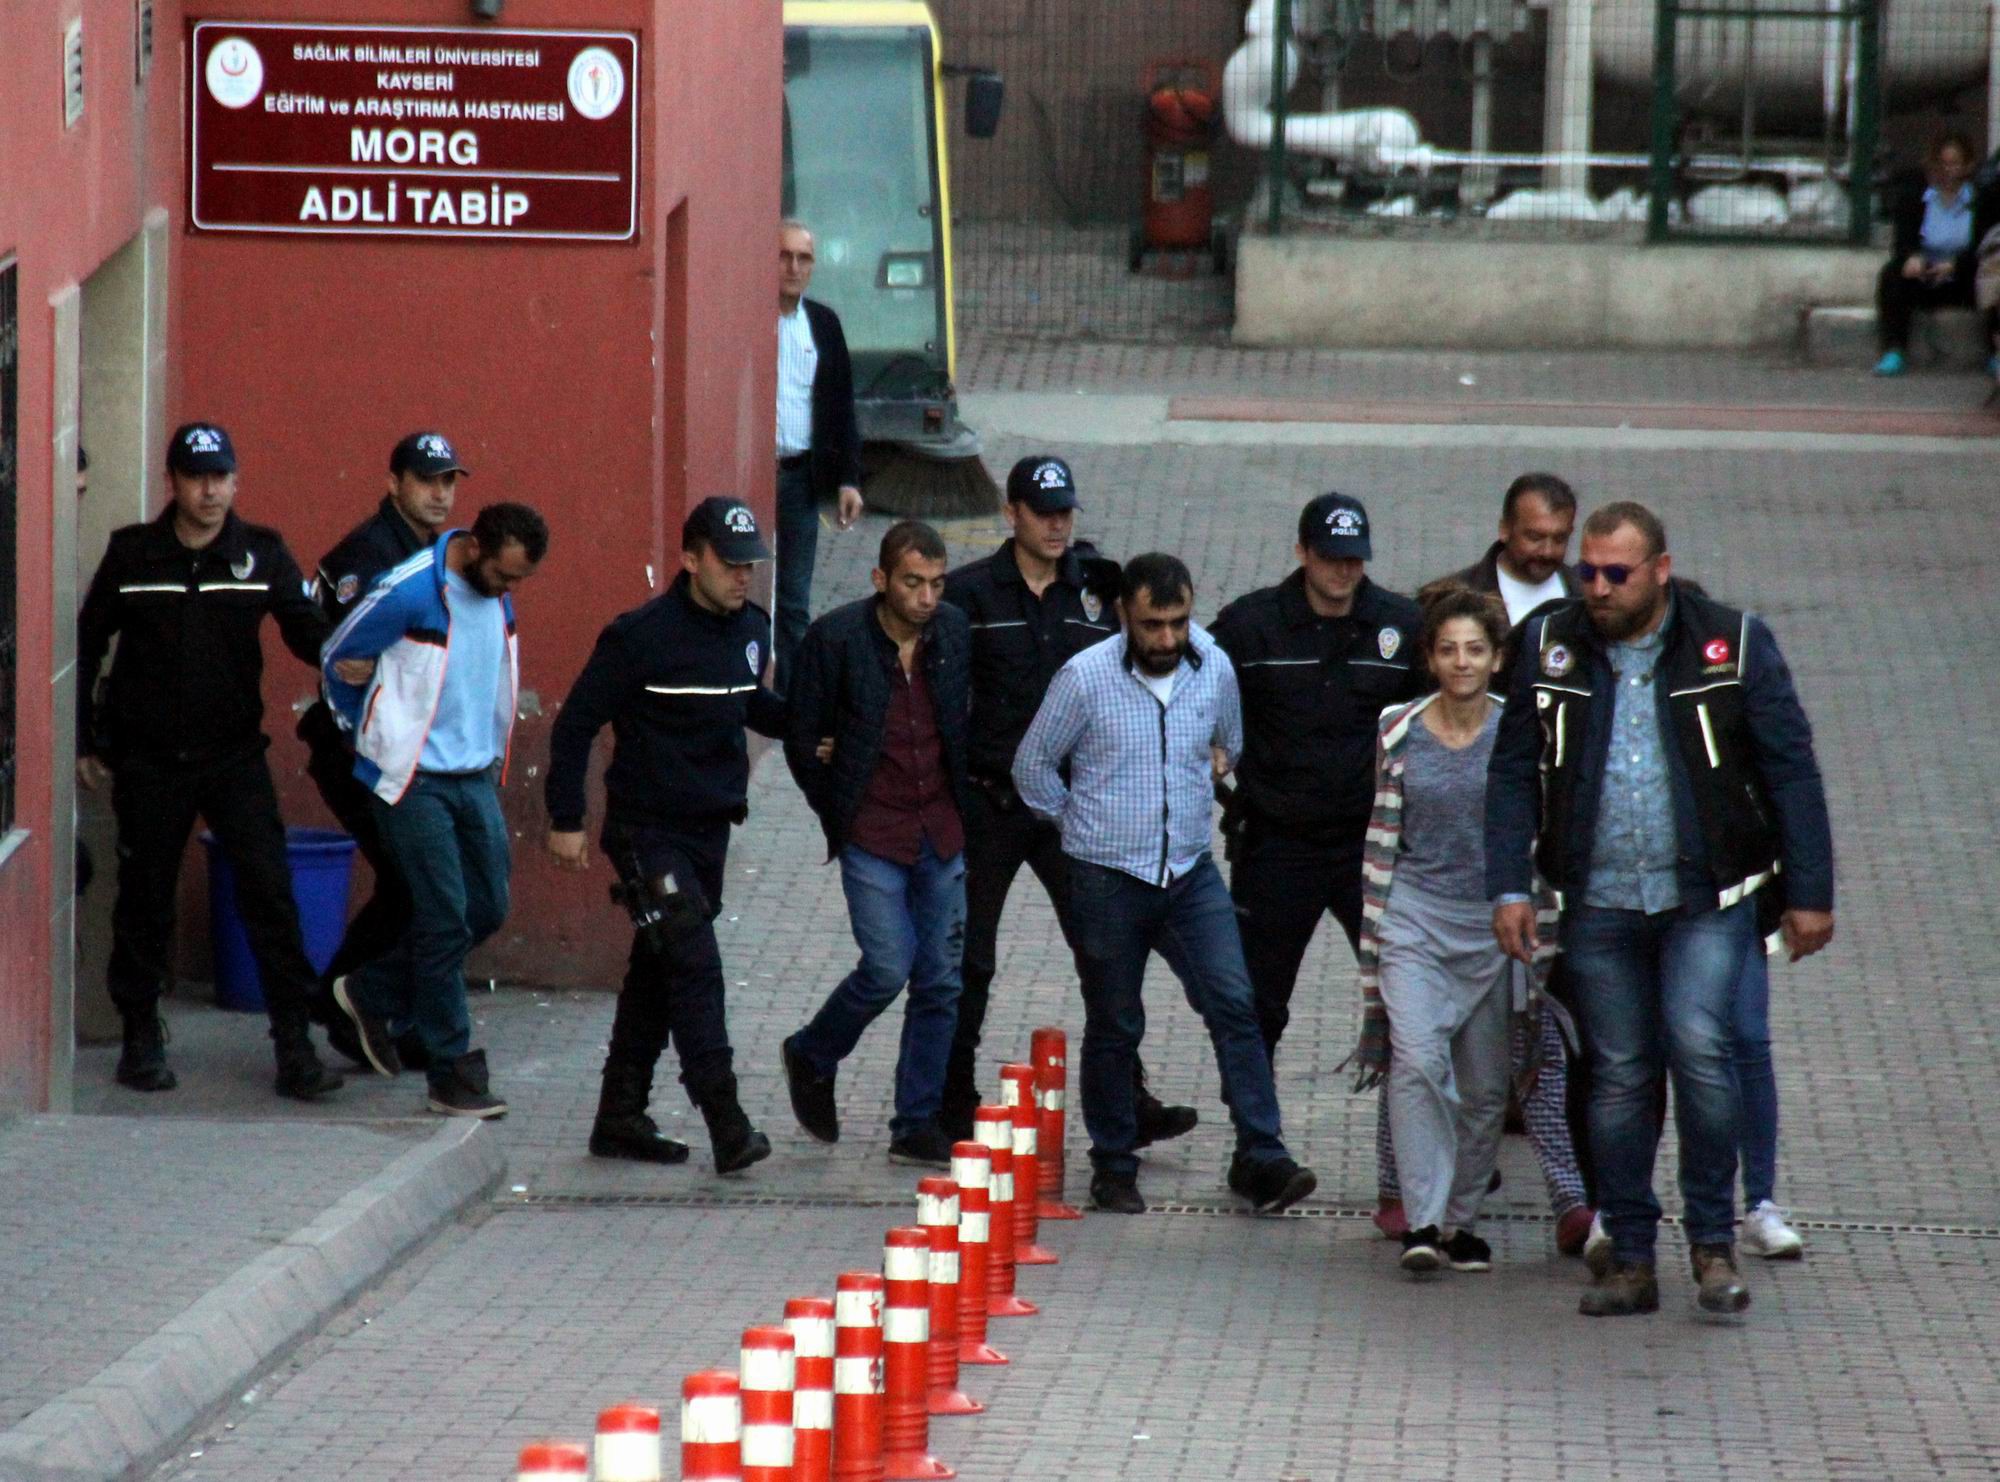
[1562, 900, 1753, 1261]
[1069, 856, 1289, 1179]
[1734, 946, 1779, 1209]
[773, 460, 818, 692]
[350, 772, 511, 1086]
[792, 841, 966, 1139]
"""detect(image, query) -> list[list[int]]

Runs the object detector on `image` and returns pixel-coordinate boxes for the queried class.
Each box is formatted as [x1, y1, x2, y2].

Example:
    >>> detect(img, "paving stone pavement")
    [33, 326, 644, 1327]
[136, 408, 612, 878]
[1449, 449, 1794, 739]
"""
[82, 349, 2000, 1478]
[0, 1117, 433, 1430]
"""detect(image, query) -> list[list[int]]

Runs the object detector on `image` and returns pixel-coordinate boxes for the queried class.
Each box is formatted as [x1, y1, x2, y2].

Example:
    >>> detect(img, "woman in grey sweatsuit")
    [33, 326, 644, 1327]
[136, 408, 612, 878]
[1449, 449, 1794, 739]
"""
[1354, 585, 1538, 1276]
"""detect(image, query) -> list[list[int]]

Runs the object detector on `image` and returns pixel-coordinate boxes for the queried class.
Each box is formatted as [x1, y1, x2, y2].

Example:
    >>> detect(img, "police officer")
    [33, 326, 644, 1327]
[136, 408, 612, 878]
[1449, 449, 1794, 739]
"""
[76, 421, 342, 1098]
[543, 496, 781, 1173]
[1212, 493, 1424, 1063]
[298, 431, 468, 1069]
[938, 455, 1197, 1147]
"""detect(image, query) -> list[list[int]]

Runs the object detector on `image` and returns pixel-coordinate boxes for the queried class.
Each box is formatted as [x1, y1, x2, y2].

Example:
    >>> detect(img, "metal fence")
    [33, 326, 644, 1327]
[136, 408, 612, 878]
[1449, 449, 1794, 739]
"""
[935, 1, 1997, 340]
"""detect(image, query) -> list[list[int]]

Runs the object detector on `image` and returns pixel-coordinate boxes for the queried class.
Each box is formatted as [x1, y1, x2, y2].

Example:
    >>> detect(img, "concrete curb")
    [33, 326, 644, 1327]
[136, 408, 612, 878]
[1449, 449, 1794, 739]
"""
[0, 1120, 505, 1482]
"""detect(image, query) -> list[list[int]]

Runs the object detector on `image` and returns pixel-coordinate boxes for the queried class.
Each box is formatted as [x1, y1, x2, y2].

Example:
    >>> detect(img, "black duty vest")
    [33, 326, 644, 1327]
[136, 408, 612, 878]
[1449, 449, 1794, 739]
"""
[1529, 586, 1781, 912]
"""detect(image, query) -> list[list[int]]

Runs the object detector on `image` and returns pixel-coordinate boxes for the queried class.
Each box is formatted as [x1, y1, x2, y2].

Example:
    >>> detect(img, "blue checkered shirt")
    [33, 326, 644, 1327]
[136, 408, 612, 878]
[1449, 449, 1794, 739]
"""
[1012, 623, 1242, 887]
[1584, 619, 1682, 912]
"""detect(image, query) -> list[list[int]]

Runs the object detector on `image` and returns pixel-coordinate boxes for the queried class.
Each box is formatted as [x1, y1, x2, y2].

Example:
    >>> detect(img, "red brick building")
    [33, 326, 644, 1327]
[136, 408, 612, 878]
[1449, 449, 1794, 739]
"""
[0, 0, 781, 1111]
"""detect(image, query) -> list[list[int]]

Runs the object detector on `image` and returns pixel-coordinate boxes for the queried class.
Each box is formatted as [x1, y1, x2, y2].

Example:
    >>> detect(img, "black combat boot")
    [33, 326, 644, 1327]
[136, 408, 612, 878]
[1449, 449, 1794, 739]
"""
[115, 1010, 178, 1093]
[692, 1073, 771, 1175]
[272, 1018, 345, 1101]
[1132, 1056, 1198, 1148]
[589, 1060, 690, 1164]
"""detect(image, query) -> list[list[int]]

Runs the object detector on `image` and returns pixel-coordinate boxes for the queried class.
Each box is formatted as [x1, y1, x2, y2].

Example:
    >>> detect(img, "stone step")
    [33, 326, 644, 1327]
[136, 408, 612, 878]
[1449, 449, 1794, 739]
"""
[1801, 302, 1990, 367]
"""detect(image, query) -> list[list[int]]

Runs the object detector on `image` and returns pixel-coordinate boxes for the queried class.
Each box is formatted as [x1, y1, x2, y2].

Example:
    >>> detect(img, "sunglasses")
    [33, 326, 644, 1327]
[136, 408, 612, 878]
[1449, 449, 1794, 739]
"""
[1577, 561, 1644, 586]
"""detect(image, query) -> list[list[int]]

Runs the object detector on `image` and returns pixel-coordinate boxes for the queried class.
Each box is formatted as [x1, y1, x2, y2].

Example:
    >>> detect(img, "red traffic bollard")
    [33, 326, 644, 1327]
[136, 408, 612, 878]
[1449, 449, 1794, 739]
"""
[594, 1404, 662, 1482]
[950, 1142, 1007, 1366]
[973, 1106, 1037, 1318]
[834, 1271, 887, 1482]
[786, 1297, 836, 1482]
[679, 1371, 742, 1482]
[516, 1441, 589, 1482]
[915, 1175, 982, 1415]
[1031, 1027, 1082, 1220]
[740, 1325, 796, 1482]
[882, 1227, 953, 1480]
[1000, 1062, 1058, 1265]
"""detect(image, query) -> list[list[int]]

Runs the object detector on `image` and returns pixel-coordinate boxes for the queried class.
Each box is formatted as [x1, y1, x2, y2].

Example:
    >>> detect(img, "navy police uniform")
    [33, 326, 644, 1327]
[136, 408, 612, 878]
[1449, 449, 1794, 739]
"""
[77, 423, 337, 1096]
[1211, 495, 1423, 1061]
[297, 447, 451, 1000]
[544, 497, 784, 1170]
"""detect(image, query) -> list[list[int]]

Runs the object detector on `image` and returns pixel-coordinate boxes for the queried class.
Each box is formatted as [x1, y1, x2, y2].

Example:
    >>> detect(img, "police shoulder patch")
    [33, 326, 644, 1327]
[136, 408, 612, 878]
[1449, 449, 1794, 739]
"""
[745, 640, 762, 676]
[1377, 626, 1401, 660]
[1543, 643, 1573, 678]
[335, 573, 360, 604]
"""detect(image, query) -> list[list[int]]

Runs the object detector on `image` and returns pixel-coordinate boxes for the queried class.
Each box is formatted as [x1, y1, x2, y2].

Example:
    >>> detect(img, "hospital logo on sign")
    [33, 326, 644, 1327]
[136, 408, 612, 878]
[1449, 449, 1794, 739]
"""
[567, 46, 627, 120]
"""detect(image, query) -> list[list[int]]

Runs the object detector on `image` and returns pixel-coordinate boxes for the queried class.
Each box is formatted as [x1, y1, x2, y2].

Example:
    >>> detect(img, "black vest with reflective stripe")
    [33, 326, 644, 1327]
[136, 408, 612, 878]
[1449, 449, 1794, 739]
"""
[1531, 586, 1780, 912]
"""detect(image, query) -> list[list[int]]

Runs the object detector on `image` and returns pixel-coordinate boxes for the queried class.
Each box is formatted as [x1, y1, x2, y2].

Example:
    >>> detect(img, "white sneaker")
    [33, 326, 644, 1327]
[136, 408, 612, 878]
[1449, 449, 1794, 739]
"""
[1740, 1201, 1804, 1259]
[1583, 1213, 1614, 1276]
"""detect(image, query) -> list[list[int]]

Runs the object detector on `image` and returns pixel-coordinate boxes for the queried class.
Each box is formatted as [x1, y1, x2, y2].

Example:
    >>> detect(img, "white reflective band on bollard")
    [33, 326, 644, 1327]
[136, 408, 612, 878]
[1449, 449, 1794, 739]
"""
[930, 1249, 960, 1283]
[739, 1424, 795, 1468]
[681, 1395, 742, 1444]
[960, 1210, 990, 1242]
[794, 1388, 834, 1429]
[882, 1306, 930, 1344]
[594, 1433, 661, 1482]
[992, 1170, 1013, 1202]
[834, 1356, 883, 1394]
[1012, 1124, 1036, 1155]
[950, 1154, 989, 1189]
[740, 1346, 795, 1393]
[836, 1289, 882, 1327]
[884, 1244, 930, 1282]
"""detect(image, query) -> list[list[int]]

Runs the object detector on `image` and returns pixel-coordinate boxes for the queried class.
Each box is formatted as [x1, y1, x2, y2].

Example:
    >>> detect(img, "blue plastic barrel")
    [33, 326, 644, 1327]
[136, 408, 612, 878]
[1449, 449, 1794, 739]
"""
[200, 827, 358, 1013]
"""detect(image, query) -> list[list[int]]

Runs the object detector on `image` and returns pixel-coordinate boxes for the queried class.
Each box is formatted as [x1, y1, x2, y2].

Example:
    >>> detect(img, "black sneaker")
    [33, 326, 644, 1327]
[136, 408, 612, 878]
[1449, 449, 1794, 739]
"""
[274, 1035, 345, 1101]
[427, 1050, 507, 1119]
[1442, 1229, 1493, 1272]
[1089, 1171, 1146, 1214]
[1133, 1092, 1199, 1149]
[589, 1112, 690, 1163]
[115, 1012, 178, 1093]
[331, 976, 401, 1077]
[323, 1010, 370, 1070]
[1227, 1153, 1317, 1214]
[1400, 1225, 1444, 1275]
[887, 1123, 955, 1167]
[781, 1035, 839, 1143]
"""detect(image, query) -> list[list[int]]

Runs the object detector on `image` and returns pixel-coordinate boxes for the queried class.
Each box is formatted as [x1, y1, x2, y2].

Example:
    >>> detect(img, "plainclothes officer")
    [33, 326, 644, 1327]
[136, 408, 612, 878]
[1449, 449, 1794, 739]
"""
[1487, 501, 1834, 1319]
[544, 497, 782, 1174]
[938, 455, 1197, 1149]
[298, 431, 468, 1070]
[76, 421, 343, 1099]
[1211, 493, 1423, 1063]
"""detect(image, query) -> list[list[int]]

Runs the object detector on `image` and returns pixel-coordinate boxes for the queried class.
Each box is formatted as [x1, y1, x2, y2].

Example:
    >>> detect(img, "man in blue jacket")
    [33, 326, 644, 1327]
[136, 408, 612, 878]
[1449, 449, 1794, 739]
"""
[322, 502, 548, 1117]
[1487, 501, 1834, 1319]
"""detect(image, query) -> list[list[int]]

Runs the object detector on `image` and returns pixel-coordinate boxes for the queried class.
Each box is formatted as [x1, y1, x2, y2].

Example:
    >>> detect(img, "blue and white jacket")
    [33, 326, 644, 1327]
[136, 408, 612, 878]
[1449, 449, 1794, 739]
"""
[321, 531, 520, 803]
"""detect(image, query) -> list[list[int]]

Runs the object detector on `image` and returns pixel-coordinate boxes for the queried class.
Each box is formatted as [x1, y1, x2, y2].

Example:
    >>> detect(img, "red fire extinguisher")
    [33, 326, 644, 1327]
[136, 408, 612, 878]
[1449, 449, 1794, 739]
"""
[1133, 58, 1226, 274]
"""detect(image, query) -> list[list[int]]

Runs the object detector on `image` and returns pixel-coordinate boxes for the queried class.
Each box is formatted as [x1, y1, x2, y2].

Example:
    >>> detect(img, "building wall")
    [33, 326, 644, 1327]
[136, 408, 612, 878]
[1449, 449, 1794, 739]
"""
[0, 0, 781, 1106]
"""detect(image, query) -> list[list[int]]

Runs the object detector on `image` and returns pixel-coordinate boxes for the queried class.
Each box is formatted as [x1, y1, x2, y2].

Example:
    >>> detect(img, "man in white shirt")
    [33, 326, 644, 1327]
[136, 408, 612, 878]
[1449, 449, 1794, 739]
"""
[775, 219, 865, 690]
[1446, 473, 1580, 628]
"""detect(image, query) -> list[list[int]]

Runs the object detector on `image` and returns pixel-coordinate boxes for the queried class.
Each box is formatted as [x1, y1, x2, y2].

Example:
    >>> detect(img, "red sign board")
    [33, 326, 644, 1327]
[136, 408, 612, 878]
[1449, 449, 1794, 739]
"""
[189, 21, 639, 241]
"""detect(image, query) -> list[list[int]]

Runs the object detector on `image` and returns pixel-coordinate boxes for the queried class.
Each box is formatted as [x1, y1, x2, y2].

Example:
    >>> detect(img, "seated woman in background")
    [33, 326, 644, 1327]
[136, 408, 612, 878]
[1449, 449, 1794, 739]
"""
[1875, 130, 1997, 377]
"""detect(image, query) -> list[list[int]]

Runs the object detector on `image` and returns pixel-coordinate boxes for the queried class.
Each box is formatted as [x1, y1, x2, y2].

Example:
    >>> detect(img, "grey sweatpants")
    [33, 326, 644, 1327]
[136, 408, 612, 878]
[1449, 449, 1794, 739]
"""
[1378, 882, 1514, 1234]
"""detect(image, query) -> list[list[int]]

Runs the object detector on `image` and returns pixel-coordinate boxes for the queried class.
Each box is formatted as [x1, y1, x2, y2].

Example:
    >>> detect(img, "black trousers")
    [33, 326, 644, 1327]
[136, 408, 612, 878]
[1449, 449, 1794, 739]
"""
[299, 702, 412, 991]
[1875, 258, 1986, 352]
[107, 748, 315, 1030]
[947, 783, 1085, 1098]
[1228, 821, 1366, 1060]
[603, 817, 735, 1103]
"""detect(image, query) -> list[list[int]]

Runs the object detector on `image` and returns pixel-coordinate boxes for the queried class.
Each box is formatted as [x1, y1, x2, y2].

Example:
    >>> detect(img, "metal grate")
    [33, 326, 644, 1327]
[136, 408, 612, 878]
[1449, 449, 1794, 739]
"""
[492, 1191, 2000, 1239]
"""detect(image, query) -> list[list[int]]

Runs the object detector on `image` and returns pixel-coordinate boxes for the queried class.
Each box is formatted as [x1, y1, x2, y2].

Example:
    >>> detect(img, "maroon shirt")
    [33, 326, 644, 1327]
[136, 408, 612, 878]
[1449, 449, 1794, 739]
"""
[849, 634, 965, 865]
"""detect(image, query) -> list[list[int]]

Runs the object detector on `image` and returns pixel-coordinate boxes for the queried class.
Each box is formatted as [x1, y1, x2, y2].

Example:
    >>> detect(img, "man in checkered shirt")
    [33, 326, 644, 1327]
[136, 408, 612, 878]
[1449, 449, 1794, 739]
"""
[1012, 552, 1318, 1216]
